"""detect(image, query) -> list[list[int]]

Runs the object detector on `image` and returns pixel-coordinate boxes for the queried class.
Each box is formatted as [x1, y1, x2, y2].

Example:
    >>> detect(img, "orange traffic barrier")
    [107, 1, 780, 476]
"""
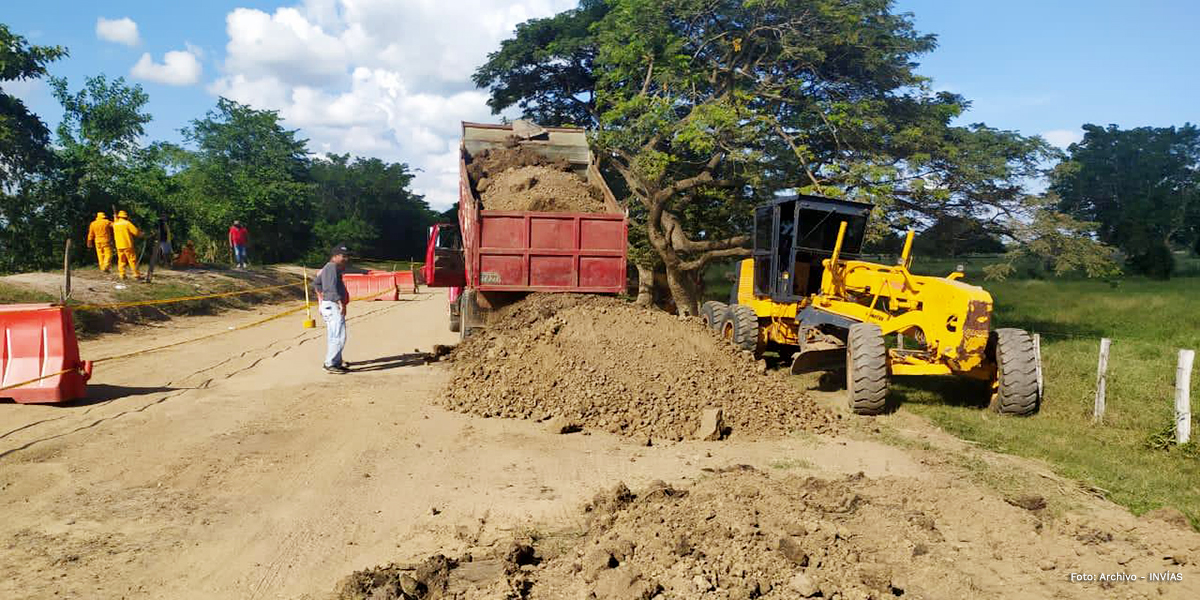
[344, 272, 399, 301]
[0, 304, 93, 404]
[366, 270, 419, 294]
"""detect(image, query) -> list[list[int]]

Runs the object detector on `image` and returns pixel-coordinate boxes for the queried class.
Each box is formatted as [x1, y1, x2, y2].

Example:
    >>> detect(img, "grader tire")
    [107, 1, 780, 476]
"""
[722, 304, 759, 353]
[700, 301, 728, 331]
[991, 328, 1040, 416]
[847, 323, 889, 415]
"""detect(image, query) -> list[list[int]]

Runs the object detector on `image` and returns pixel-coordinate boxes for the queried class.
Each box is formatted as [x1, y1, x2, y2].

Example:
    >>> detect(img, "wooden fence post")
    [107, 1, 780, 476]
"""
[1033, 333, 1043, 401]
[1177, 349, 1195, 445]
[1094, 338, 1111, 423]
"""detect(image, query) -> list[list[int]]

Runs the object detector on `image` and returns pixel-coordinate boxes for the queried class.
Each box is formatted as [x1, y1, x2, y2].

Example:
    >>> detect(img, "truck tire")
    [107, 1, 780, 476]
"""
[700, 301, 728, 331]
[847, 323, 889, 415]
[990, 328, 1040, 416]
[721, 304, 759, 353]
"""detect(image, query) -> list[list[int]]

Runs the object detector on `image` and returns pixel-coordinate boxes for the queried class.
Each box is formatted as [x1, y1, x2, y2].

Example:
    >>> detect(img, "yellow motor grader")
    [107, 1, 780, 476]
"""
[702, 195, 1040, 416]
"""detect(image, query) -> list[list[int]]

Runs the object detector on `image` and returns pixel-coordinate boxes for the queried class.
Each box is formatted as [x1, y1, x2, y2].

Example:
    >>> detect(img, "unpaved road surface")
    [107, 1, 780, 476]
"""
[1, 292, 1197, 599]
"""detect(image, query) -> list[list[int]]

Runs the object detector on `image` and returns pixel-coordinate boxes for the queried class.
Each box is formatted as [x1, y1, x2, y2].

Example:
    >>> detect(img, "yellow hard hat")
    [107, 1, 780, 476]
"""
[96, 212, 106, 219]
[117, 210, 128, 218]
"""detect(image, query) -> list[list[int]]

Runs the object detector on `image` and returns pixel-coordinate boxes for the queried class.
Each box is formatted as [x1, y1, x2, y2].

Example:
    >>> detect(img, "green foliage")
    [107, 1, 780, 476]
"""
[913, 215, 1004, 256]
[478, 0, 1089, 313]
[473, 0, 607, 126]
[0, 22, 430, 274]
[309, 154, 435, 261]
[0, 24, 67, 186]
[173, 98, 315, 262]
[1053, 124, 1200, 278]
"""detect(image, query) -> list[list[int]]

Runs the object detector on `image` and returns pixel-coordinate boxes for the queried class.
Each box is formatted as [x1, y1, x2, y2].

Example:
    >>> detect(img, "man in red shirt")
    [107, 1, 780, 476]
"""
[228, 221, 249, 269]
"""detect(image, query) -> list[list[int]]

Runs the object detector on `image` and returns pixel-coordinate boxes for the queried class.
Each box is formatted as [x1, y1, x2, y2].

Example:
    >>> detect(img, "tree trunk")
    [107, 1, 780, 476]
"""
[634, 262, 655, 307]
[664, 263, 700, 316]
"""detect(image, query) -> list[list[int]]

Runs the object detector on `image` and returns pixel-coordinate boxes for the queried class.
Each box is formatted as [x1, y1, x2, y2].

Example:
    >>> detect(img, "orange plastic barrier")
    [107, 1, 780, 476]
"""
[365, 270, 419, 294]
[0, 304, 92, 404]
[343, 272, 399, 301]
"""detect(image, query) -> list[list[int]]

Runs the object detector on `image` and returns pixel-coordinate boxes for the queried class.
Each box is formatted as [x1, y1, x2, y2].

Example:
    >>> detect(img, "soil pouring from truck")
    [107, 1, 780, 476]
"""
[422, 121, 628, 337]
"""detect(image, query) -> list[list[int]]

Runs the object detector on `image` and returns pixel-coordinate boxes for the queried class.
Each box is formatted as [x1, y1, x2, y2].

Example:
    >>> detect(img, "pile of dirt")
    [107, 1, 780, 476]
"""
[481, 166, 606, 213]
[534, 469, 1200, 599]
[443, 294, 836, 441]
[337, 468, 1200, 599]
[531, 469, 964, 599]
[467, 145, 606, 213]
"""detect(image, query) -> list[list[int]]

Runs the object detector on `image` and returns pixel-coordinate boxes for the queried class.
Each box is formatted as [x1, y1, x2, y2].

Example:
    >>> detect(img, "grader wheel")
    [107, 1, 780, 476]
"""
[700, 301, 728, 331]
[721, 304, 759, 353]
[990, 328, 1040, 416]
[847, 323, 889, 415]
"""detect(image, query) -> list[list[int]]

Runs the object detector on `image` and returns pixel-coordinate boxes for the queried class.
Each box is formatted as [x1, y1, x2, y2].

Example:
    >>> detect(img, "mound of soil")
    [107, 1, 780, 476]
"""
[481, 166, 606, 213]
[531, 469, 966, 599]
[467, 145, 606, 213]
[443, 294, 836, 440]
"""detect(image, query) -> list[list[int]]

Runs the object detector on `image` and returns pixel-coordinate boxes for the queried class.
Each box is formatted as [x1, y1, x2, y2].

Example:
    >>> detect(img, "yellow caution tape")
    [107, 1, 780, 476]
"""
[0, 367, 80, 393]
[3, 289, 433, 394]
[71, 281, 304, 311]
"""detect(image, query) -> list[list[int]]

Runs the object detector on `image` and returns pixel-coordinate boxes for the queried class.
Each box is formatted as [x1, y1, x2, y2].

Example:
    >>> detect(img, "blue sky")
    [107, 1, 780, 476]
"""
[3, 0, 1198, 208]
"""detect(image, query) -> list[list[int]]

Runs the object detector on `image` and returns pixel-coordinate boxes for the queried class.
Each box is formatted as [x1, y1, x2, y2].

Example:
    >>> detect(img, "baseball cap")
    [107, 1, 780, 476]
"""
[331, 243, 353, 257]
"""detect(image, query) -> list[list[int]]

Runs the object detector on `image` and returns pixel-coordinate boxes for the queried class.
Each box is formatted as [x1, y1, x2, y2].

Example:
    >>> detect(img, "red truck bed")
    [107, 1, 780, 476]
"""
[457, 122, 627, 294]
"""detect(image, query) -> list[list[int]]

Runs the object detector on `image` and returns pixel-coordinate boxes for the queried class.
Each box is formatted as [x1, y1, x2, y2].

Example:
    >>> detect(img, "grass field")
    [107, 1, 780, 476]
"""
[899, 276, 1200, 529]
[705, 256, 1200, 529]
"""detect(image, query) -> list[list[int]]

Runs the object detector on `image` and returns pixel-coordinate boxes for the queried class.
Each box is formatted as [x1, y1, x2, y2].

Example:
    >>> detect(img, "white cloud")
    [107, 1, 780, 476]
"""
[1042, 129, 1083, 149]
[211, 0, 578, 209]
[96, 17, 141, 46]
[131, 50, 203, 86]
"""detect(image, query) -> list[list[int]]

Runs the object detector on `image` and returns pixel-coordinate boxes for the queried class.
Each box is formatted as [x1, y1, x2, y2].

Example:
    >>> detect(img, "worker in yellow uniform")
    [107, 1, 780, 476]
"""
[85, 212, 114, 272]
[112, 210, 143, 279]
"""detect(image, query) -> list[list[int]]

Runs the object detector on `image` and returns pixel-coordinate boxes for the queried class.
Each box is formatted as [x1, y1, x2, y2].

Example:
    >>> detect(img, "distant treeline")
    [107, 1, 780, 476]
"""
[0, 26, 436, 273]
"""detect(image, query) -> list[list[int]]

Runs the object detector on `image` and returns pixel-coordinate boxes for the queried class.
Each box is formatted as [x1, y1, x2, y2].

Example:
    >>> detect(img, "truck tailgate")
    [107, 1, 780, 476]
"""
[472, 210, 626, 292]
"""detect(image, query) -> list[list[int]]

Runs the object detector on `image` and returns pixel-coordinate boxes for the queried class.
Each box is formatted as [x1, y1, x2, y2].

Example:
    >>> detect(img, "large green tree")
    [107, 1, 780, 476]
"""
[478, 0, 1083, 313]
[309, 154, 435, 261]
[1052, 124, 1200, 278]
[0, 24, 67, 272]
[0, 24, 66, 187]
[176, 98, 314, 262]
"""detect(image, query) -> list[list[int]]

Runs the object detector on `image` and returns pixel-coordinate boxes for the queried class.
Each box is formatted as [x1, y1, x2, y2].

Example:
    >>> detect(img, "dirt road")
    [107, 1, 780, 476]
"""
[1, 292, 1197, 599]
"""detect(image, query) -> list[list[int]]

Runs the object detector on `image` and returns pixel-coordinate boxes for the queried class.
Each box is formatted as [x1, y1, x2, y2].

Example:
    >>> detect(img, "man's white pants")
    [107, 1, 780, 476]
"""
[320, 300, 346, 367]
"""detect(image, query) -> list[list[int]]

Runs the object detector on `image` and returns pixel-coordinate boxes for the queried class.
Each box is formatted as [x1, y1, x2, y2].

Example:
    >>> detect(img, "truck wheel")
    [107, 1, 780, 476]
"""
[721, 304, 759, 353]
[990, 328, 1040, 416]
[700, 301, 728, 331]
[847, 323, 889, 415]
[448, 303, 461, 333]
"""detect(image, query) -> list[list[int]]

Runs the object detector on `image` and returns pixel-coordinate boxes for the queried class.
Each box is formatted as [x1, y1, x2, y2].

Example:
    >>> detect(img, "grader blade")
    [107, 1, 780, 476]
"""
[790, 341, 845, 374]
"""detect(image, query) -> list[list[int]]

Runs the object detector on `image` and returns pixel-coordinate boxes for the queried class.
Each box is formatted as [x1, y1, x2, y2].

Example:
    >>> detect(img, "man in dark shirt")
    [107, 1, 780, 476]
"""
[313, 244, 352, 373]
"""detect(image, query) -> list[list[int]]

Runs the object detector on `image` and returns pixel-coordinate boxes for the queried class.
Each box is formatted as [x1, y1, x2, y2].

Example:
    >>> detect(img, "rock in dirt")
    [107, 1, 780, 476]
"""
[1142, 506, 1192, 530]
[694, 407, 725, 441]
[444, 294, 836, 441]
[788, 572, 820, 597]
[544, 415, 581, 434]
[1005, 494, 1047, 511]
[335, 554, 456, 599]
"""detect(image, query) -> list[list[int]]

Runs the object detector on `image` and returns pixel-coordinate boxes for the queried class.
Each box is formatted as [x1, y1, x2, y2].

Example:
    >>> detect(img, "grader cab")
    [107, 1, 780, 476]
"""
[704, 195, 1040, 416]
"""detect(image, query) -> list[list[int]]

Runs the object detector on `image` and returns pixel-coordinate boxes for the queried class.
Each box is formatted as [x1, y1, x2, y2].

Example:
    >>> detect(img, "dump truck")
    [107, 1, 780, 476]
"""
[422, 122, 628, 337]
[704, 195, 1041, 416]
